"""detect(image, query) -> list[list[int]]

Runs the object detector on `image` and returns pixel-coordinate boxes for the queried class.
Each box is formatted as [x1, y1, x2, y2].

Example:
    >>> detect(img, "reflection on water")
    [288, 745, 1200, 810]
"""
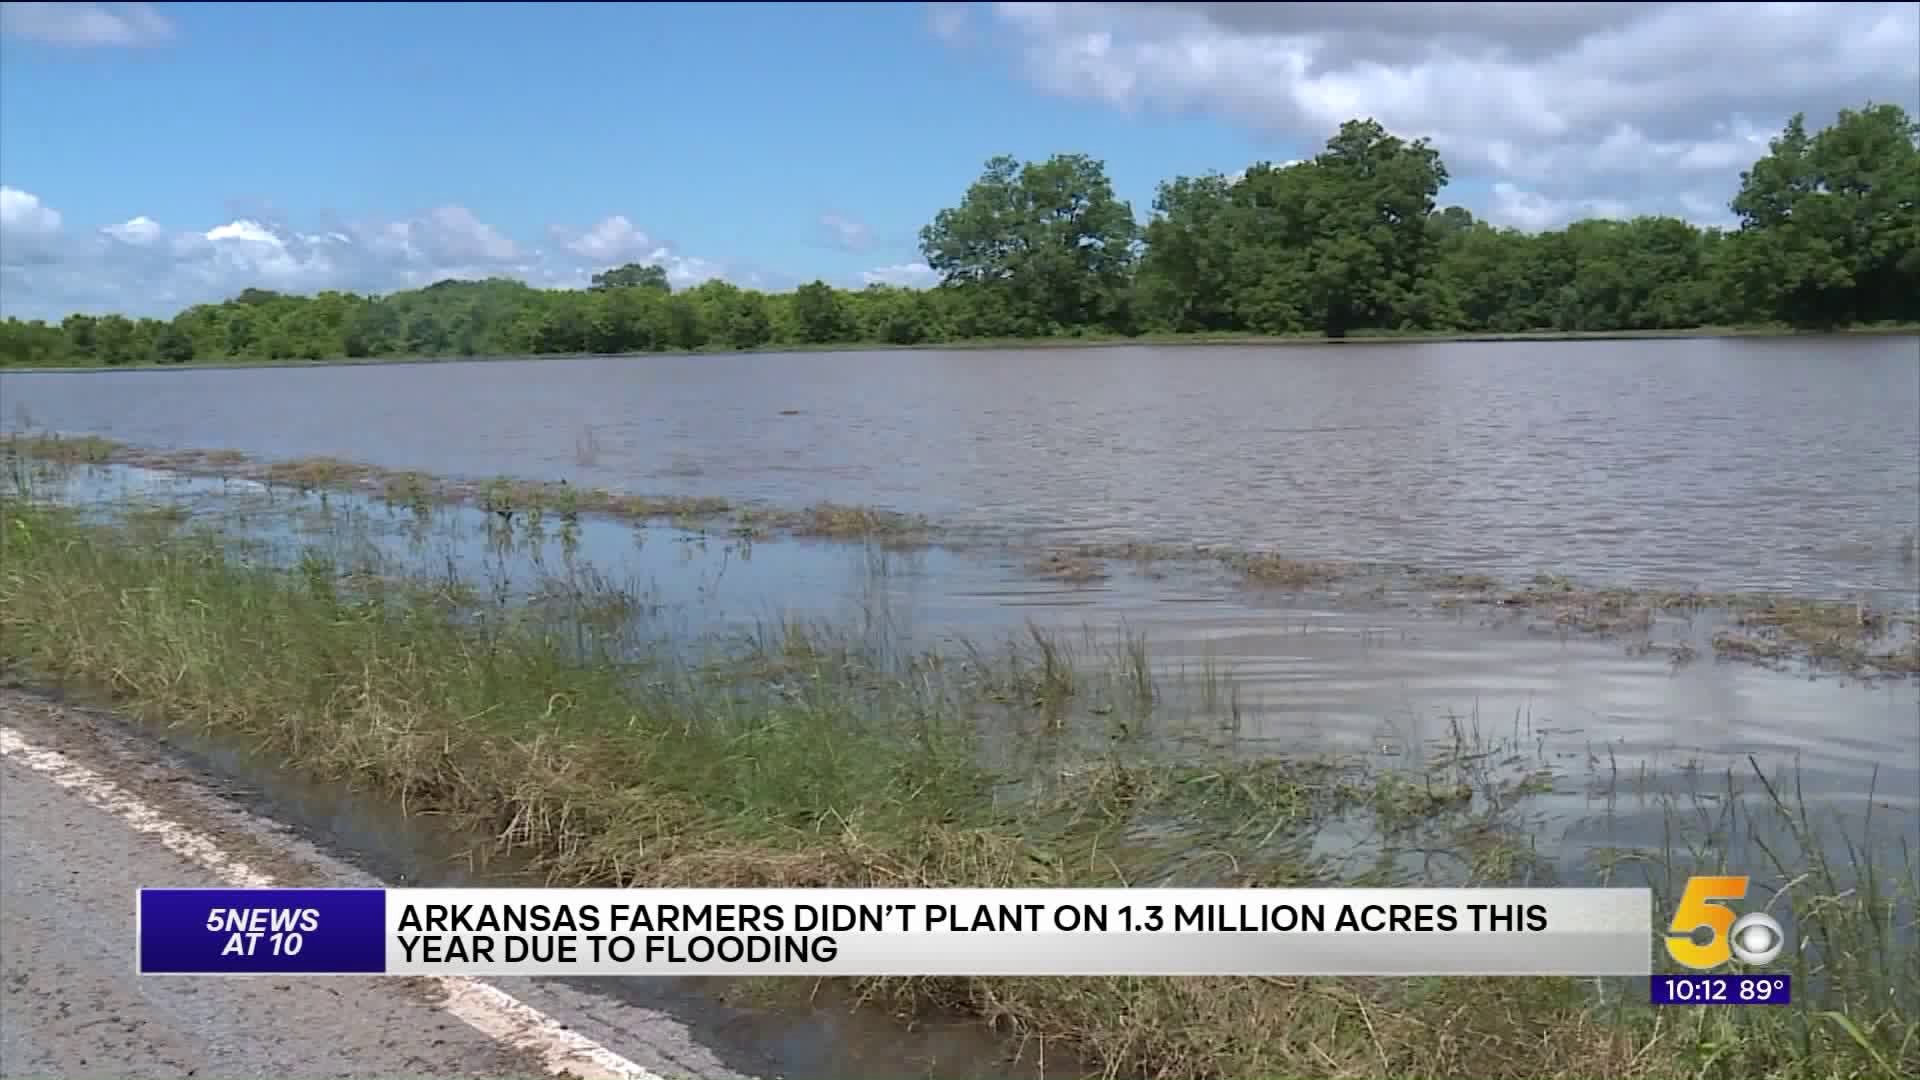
[30, 461, 1920, 884]
[4, 336, 1917, 599]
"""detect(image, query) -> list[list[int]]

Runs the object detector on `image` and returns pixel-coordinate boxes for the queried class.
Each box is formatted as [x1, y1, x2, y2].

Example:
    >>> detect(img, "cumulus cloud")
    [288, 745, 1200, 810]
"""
[1487, 183, 1633, 233]
[961, 1, 1920, 228]
[0, 188, 759, 320]
[0, 186, 63, 235]
[0, 186, 67, 273]
[860, 261, 938, 288]
[560, 215, 662, 263]
[101, 215, 162, 245]
[551, 215, 730, 289]
[0, 1, 174, 46]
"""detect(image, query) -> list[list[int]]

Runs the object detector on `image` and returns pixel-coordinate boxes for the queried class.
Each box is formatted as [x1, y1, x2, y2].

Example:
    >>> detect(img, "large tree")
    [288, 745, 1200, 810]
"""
[1135, 173, 1239, 332]
[1301, 119, 1449, 335]
[919, 153, 1139, 336]
[1731, 104, 1920, 327]
[589, 263, 671, 293]
[1146, 120, 1451, 338]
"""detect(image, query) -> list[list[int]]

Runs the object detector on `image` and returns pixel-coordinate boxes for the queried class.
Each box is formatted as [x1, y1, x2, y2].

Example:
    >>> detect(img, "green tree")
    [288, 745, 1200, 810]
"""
[5, 100, 1914, 371]
[855, 284, 941, 344]
[1136, 173, 1238, 332]
[1731, 105, 1919, 327]
[61, 314, 99, 361]
[589, 286, 672, 353]
[920, 153, 1138, 336]
[1304, 119, 1449, 335]
[665, 294, 706, 351]
[589, 263, 671, 293]
[791, 280, 851, 343]
[0, 319, 73, 366]
[91, 315, 140, 365]
[156, 322, 196, 364]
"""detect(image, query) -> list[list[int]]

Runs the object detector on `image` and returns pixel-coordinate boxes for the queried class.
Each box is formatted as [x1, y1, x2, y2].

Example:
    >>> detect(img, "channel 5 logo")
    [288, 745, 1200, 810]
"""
[1664, 875, 1787, 970]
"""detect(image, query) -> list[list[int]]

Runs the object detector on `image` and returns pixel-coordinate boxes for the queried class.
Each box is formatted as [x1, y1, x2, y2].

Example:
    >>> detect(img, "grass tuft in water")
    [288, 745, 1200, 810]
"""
[1233, 551, 1344, 587]
[2, 494, 1912, 1080]
[9, 434, 1914, 680]
[1, 431, 120, 464]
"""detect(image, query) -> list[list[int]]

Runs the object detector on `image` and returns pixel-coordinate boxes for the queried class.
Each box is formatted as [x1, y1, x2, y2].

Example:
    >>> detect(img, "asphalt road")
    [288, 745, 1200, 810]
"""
[0, 689, 755, 1080]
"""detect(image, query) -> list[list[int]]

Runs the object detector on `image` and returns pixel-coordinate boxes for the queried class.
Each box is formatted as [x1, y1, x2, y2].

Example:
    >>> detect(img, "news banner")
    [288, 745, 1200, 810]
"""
[135, 879, 1791, 1003]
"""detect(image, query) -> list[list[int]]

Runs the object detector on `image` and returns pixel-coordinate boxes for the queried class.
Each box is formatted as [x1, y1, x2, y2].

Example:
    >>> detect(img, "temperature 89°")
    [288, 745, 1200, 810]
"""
[1651, 974, 1792, 1006]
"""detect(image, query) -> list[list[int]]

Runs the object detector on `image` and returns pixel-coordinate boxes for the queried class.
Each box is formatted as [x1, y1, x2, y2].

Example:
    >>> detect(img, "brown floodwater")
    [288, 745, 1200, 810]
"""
[4, 336, 1917, 599]
[31, 459, 1920, 861]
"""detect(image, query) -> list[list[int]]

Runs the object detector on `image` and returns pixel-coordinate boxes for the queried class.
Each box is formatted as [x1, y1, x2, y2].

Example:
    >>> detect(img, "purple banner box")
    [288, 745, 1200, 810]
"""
[1650, 973, 1792, 1006]
[139, 888, 386, 974]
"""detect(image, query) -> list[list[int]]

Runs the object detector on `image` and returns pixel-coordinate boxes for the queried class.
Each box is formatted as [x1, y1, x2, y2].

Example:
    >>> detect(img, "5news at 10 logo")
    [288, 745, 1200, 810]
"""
[1650, 875, 1792, 1006]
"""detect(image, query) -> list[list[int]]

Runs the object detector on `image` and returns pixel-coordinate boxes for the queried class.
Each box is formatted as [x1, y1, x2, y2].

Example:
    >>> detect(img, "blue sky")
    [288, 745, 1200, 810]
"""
[2, 2, 1916, 319]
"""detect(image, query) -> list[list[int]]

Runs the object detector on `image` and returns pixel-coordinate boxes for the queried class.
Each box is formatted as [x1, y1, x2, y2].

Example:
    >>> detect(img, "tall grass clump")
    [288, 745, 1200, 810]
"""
[1602, 761, 1920, 1080]
[1, 495, 1912, 1080]
[0, 500, 997, 887]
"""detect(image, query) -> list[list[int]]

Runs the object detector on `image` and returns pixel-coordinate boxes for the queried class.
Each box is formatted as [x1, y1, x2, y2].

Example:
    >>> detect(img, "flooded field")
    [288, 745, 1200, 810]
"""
[16, 455, 1917, 877]
[3, 335, 1917, 599]
[3, 336, 1916, 1079]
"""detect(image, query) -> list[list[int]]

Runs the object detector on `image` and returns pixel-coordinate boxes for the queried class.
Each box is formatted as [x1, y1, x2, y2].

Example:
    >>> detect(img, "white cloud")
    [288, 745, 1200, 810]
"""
[1486, 183, 1632, 232]
[1676, 191, 1736, 228]
[660, 256, 726, 289]
[101, 215, 162, 245]
[204, 220, 279, 246]
[0, 188, 763, 320]
[819, 212, 872, 251]
[0, 186, 62, 235]
[419, 206, 519, 261]
[561, 215, 660, 262]
[860, 261, 938, 288]
[963, 1, 1920, 226]
[0, 186, 66, 272]
[553, 215, 730, 288]
[0, 2, 174, 47]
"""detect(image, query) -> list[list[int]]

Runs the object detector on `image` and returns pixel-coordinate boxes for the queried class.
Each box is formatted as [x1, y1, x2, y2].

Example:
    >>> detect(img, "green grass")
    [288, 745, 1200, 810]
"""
[1, 495, 1913, 1080]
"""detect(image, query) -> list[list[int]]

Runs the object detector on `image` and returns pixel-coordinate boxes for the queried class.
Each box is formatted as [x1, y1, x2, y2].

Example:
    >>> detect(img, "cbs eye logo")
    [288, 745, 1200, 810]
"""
[1664, 875, 1786, 970]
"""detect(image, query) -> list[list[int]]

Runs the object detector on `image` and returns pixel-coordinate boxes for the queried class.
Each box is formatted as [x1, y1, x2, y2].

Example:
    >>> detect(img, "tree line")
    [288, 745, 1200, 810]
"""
[2, 103, 1913, 368]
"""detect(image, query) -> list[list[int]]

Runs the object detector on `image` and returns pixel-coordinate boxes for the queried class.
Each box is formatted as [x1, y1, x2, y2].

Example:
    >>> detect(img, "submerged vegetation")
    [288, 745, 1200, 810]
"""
[3, 104, 1915, 368]
[8, 433, 1916, 679]
[1, 490, 1914, 1080]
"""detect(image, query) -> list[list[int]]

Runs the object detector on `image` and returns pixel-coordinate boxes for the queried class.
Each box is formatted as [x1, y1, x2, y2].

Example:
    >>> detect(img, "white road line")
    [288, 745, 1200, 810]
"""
[0, 725, 666, 1080]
